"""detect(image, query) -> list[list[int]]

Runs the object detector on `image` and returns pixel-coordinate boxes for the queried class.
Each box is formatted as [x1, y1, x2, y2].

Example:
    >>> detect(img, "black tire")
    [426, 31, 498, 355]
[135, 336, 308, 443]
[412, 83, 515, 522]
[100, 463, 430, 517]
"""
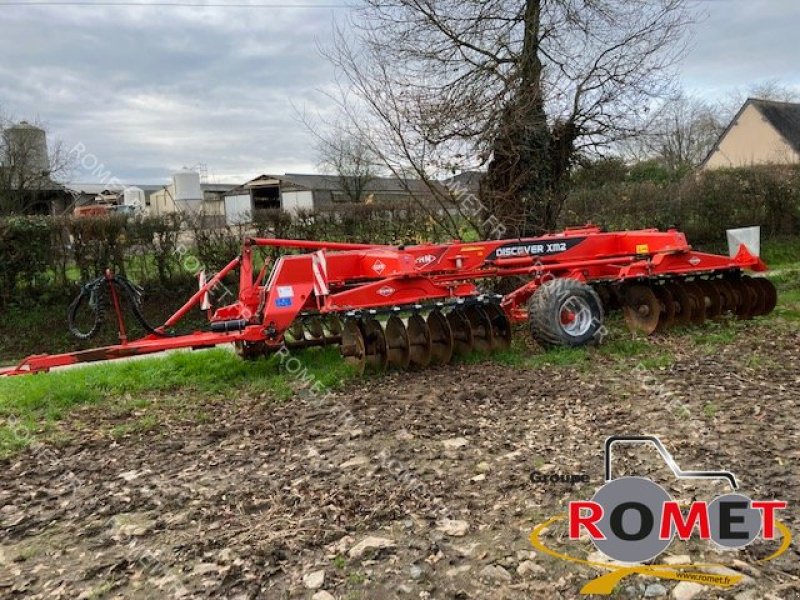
[529, 279, 605, 348]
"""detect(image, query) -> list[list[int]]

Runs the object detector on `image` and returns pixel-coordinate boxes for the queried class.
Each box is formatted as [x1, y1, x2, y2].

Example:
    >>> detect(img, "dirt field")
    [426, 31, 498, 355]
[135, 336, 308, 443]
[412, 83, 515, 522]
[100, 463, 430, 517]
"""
[1, 319, 799, 599]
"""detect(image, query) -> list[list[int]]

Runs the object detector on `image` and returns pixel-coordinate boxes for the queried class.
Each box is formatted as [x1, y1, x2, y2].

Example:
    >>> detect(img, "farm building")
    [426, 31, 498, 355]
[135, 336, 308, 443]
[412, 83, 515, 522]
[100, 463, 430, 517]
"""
[149, 183, 238, 221]
[222, 173, 462, 224]
[66, 183, 164, 209]
[0, 121, 73, 215]
[701, 98, 800, 170]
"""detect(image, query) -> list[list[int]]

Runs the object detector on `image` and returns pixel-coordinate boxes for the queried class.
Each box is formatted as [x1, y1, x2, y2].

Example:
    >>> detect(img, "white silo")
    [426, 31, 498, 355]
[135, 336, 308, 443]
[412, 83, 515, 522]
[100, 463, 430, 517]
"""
[123, 186, 146, 212]
[3, 121, 50, 174]
[172, 168, 203, 214]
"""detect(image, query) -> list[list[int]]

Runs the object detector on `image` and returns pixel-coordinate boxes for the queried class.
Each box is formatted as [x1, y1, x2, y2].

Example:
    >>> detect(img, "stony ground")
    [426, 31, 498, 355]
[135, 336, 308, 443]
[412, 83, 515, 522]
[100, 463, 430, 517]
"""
[1, 321, 799, 600]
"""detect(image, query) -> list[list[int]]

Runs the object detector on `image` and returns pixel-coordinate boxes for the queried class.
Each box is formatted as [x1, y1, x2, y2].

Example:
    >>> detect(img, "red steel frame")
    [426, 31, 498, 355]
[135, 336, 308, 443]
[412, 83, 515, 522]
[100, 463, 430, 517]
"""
[0, 225, 766, 376]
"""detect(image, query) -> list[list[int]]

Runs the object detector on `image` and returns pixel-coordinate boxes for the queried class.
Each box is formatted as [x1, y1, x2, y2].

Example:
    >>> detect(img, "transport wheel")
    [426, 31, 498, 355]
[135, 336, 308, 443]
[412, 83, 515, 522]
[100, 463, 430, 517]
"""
[407, 314, 432, 369]
[361, 317, 388, 371]
[756, 278, 778, 315]
[681, 281, 706, 326]
[340, 318, 366, 375]
[464, 305, 494, 353]
[663, 282, 691, 327]
[529, 279, 604, 348]
[385, 315, 411, 370]
[483, 304, 512, 351]
[696, 280, 722, 319]
[447, 309, 474, 356]
[623, 284, 660, 335]
[427, 310, 454, 365]
[652, 285, 676, 332]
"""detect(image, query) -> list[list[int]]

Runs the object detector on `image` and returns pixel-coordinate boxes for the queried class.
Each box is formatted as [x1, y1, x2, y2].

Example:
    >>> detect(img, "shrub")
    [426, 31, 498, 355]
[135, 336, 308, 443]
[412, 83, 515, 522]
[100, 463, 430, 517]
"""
[0, 216, 53, 303]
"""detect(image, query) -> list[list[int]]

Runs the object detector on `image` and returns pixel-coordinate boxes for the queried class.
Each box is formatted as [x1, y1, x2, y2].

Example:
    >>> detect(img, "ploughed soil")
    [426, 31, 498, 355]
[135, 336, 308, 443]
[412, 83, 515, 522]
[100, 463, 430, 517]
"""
[1, 323, 799, 600]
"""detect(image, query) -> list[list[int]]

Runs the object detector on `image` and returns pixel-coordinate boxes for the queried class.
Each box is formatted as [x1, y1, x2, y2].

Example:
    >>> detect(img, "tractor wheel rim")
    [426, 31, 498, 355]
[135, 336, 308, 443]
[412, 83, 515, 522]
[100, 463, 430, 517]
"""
[559, 296, 593, 337]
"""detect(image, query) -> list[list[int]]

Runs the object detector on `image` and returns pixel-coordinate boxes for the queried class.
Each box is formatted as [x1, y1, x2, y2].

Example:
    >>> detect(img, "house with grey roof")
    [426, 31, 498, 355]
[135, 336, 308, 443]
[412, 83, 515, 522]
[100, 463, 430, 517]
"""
[701, 98, 800, 170]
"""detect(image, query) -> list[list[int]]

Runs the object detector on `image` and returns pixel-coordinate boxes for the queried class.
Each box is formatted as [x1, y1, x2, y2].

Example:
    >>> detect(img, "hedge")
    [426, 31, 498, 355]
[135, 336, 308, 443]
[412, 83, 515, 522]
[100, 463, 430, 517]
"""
[562, 165, 800, 247]
[0, 167, 797, 306]
[0, 203, 443, 305]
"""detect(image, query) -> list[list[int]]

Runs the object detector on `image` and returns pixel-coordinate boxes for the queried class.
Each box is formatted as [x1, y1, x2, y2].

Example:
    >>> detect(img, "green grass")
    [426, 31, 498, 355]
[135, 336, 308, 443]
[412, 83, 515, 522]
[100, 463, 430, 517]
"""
[703, 402, 718, 419]
[2, 235, 797, 458]
[762, 236, 800, 268]
[0, 346, 355, 456]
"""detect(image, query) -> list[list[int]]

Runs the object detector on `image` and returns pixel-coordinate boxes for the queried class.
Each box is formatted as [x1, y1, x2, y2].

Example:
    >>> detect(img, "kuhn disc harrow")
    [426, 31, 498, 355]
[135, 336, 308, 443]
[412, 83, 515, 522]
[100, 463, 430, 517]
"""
[0, 226, 777, 377]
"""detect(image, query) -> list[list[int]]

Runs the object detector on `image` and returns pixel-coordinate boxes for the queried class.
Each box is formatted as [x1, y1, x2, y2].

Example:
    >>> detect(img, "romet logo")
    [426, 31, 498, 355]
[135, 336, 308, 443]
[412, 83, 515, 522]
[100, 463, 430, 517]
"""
[529, 435, 791, 595]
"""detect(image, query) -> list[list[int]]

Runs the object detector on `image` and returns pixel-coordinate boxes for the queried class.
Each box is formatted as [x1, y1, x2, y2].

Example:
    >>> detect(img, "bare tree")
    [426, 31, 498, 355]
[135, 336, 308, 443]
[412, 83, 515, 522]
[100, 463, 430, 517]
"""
[648, 94, 723, 172]
[718, 78, 800, 123]
[317, 130, 378, 203]
[327, 0, 696, 236]
[0, 115, 73, 215]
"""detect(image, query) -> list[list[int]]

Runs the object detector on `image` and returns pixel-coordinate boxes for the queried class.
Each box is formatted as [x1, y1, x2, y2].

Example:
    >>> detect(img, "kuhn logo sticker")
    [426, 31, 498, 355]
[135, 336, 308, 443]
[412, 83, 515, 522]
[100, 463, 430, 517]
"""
[372, 260, 386, 275]
[530, 435, 791, 595]
[377, 286, 396, 297]
[488, 237, 585, 260]
[415, 254, 437, 267]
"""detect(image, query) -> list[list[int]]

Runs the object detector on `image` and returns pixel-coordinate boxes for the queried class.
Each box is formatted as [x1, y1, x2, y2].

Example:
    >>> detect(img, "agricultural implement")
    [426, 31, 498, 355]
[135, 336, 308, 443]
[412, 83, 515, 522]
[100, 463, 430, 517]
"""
[0, 225, 777, 377]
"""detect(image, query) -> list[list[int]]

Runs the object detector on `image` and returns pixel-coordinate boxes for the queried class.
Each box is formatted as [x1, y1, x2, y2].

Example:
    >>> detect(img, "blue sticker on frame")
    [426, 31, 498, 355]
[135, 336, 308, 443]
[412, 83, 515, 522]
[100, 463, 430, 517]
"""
[275, 297, 293, 308]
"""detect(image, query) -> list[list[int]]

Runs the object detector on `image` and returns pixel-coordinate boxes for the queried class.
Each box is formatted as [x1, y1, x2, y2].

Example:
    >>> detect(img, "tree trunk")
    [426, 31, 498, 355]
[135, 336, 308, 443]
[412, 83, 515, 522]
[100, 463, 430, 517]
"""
[483, 0, 580, 238]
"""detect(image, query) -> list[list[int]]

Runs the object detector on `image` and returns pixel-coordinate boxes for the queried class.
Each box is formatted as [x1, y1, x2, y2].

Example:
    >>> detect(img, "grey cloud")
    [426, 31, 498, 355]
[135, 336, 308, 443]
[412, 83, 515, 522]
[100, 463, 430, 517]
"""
[0, 1, 798, 184]
[0, 3, 341, 183]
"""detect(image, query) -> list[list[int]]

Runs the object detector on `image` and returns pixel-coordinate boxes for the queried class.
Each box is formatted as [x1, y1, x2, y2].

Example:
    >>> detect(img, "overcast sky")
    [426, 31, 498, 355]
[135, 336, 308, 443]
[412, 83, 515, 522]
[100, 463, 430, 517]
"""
[0, 0, 798, 184]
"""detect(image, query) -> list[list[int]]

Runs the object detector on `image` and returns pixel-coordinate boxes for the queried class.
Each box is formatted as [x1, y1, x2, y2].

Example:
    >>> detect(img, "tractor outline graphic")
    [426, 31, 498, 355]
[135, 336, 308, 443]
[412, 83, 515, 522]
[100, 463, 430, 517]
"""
[604, 435, 738, 490]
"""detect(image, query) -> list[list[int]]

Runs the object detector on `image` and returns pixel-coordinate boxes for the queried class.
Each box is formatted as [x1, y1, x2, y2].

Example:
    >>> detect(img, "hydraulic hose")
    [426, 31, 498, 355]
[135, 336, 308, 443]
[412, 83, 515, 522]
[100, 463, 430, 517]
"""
[67, 275, 172, 340]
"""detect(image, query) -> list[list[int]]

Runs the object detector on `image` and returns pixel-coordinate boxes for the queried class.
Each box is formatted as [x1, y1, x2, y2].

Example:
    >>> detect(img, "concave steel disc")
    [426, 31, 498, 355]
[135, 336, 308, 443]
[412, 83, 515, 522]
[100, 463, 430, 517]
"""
[361, 317, 388, 371]
[623, 284, 661, 335]
[287, 321, 307, 342]
[714, 280, 737, 315]
[306, 317, 325, 340]
[385, 315, 411, 370]
[447, 309, 474, 355]
[680, 281, 707, 326]
[483, 303, 512, 351]
[743, 277, 767, 317]
[696, 280, 722, 319]
[663, 281, 691, 327]
[324, 315, 343, 341]
[652, 285, 676, 332]
[754, 278, 777, 316]
[407, 314, 432, 369]
[427, 310, 453, 365]
[340, 318, 366, 375]
[733, 278, 757, 320]
[464, 305, 494, 353]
